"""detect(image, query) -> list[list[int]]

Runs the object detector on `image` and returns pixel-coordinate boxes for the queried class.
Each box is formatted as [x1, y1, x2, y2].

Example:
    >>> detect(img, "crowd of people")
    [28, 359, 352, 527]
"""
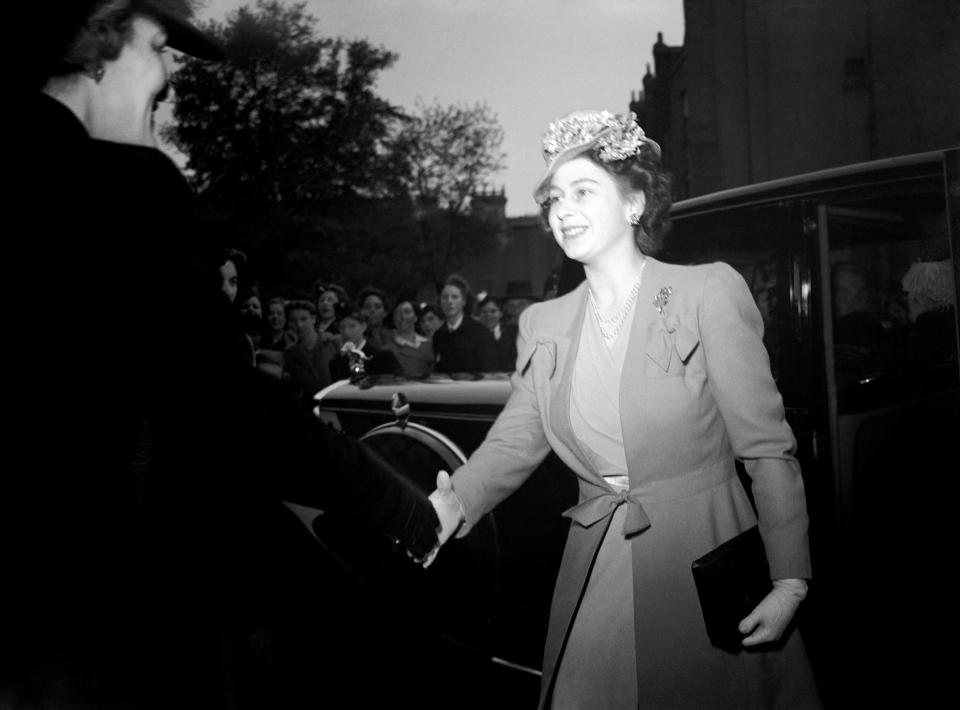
[220, 257, 537, 398]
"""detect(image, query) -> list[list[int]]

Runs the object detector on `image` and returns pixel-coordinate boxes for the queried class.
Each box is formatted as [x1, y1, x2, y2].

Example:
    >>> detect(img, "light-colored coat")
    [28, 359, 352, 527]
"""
[452, 257, 820, 708]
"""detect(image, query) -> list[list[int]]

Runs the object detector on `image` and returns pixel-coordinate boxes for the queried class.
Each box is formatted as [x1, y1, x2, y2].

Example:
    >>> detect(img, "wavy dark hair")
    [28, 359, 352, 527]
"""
[418, 303, 443, 321]
[285, 299, 317, 319]
[539, 142, 673, 256]
[318, 283, 349, 306]
[41, 0, 136, 83]
[392, 298, 422, 321]
[478, 294, 504, 312]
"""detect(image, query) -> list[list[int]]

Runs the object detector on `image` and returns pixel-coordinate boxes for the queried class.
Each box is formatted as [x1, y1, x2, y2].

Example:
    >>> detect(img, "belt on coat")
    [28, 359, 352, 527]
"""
[562, 457, 736, 537]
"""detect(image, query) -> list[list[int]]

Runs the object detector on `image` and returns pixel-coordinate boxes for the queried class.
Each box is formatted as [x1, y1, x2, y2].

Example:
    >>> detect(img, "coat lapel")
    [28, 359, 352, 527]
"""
[620, 257, 665, 484]
[547, 285, 607, 488]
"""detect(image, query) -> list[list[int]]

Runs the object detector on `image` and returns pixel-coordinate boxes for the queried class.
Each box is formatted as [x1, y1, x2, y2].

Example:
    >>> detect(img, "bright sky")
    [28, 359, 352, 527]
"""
[166, 0, 685, 216]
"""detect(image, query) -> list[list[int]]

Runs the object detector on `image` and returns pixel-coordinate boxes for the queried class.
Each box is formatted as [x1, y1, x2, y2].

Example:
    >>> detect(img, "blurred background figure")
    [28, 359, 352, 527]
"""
[901, 255, 957, 388]
[542, 271, 561, 300]
[330, 303, 400, 380]
[262, 296, 296, 351]
[256, 295, 295, 378]
[317, 283, 348, 345]
[831, 261, 887, 385]
[385, 299, 434, 378]
[501, 280, 541, 327]
[881, 294, 910, 331]
[281, 299, 334, 400]
[238, 288, 264, 351]
[359, 286, 394, 348]
[433, 274, 497, 374]
[220, 247, 247, 304]
[478, 294, 518, 372]
[418, 303, 444, 339]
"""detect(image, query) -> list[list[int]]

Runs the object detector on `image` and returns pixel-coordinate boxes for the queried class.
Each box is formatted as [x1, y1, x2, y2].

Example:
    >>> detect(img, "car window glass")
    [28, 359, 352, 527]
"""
[826, 194, 957, 413]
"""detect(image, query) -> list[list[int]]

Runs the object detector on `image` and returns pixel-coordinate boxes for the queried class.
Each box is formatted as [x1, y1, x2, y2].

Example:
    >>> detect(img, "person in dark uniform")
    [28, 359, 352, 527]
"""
[478, 294, 519, 371]
[432, 274, 497, 374]
[7, 3, 437, 707]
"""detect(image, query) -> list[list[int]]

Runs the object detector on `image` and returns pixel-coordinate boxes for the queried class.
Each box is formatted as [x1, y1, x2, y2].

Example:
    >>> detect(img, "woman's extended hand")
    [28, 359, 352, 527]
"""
[739, 578, 808, 646]
[419, 470, 465, 568]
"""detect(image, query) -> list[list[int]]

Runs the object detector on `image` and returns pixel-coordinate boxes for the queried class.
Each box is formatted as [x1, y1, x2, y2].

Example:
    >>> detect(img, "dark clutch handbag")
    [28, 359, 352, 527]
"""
[691, 525, 771, 651]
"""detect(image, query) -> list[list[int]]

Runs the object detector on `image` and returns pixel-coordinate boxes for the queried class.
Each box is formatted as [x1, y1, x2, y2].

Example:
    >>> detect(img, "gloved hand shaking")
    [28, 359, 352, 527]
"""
[418, 470, 466, 568]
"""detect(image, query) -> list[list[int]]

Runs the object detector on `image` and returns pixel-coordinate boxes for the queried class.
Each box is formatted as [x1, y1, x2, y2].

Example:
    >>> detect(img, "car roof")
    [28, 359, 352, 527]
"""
[671, 150, 949, 218]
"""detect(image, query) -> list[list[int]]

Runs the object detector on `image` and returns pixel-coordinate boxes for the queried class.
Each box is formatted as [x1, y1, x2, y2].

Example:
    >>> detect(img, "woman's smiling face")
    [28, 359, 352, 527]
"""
[544, 157, 640, 265]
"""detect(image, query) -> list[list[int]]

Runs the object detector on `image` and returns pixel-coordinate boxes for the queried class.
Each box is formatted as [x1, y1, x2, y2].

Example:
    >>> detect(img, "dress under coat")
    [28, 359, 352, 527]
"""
[451, 257, 821, 709]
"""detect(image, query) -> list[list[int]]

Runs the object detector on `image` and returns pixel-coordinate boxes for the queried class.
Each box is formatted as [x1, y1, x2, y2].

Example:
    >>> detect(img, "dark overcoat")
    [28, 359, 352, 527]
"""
[6, 92, 438, 708]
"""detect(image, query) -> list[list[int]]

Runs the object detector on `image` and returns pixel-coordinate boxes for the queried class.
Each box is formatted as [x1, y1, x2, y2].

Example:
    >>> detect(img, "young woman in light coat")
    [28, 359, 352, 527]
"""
[428, 110, 821, 709]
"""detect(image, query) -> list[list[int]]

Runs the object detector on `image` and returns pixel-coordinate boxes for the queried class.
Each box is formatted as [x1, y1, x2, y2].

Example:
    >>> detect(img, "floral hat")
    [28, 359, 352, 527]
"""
[533, 110, 661, 203]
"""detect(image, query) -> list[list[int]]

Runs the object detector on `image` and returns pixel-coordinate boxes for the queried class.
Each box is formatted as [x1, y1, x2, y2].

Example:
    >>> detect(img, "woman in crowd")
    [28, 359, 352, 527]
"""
[359, 286, 394, 348]
[281, 299, 335, 399]
[432, 274, 497, 374]
[428, 110, 820, 708]
[478, 294, 518, 372]
[418, 303, 444, 339]
[238, 288, 264, 352]
[316, 283, 348, 346]
[384, 299, 435, 378]
[219, 248, 247, 304]
[255, 295, 295, 378]
[262, 296, 297, 351]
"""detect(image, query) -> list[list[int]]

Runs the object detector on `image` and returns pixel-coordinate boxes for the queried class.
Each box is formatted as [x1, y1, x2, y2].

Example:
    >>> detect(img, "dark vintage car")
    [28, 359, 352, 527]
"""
[301, 148, 959, 707]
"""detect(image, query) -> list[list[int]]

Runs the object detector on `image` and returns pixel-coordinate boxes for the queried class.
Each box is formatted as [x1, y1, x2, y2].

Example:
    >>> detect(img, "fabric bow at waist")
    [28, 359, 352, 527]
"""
[563, 487, 652, 537]
[562, 458, 736, 537]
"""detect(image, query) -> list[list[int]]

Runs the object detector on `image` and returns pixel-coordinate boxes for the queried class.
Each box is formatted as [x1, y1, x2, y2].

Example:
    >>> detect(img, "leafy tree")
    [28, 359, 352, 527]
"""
[162, 0, 419, 296]
[393, 101, 508, 279]
[163, 2, 507, 297]
[166, 0, 405, 209]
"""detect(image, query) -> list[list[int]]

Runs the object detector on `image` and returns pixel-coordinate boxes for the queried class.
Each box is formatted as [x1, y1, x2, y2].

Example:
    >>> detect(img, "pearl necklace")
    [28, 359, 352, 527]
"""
[588, 259, 648, 341]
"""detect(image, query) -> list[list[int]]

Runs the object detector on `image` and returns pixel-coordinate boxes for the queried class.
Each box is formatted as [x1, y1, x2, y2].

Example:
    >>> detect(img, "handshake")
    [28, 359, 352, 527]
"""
[410, 470, 466, 567]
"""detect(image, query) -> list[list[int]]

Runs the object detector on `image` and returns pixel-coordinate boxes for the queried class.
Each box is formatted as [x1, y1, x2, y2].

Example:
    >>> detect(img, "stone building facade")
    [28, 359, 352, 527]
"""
[632, 0, 960, 199]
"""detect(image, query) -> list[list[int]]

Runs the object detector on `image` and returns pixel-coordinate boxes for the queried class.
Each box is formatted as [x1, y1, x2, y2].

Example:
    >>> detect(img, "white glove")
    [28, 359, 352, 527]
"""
[739, 578, 808, 646]
[421, 470, 465, 568]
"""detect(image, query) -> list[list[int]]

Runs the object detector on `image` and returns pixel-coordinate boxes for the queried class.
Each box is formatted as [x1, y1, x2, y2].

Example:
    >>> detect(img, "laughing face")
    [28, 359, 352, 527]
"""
[544, 157, 642, 265]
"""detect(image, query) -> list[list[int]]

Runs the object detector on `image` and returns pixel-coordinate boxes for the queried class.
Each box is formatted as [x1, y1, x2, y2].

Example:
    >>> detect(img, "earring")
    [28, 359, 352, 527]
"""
[87, 63, 105, 83]
[628, 212, 641, 226]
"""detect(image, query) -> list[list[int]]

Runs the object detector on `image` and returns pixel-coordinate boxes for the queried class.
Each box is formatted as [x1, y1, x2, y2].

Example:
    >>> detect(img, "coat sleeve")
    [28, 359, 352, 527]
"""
[699, 262, 812, 580]
[451, 308, 552, 529]
[234, 367, 440, 559]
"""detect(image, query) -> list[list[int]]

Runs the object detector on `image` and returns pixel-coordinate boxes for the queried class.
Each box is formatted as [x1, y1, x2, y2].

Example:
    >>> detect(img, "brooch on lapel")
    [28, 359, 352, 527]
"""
[653, 286, 673, 315]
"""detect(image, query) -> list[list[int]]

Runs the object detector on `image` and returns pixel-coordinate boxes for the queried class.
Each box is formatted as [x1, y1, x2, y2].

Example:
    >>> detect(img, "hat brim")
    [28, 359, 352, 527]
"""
[532, 127, 613, 205]
[147, 7, 225, 60]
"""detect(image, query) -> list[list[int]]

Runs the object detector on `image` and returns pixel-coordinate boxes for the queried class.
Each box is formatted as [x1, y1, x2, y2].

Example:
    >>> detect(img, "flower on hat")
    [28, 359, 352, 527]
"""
[541, 110, 658, 165]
